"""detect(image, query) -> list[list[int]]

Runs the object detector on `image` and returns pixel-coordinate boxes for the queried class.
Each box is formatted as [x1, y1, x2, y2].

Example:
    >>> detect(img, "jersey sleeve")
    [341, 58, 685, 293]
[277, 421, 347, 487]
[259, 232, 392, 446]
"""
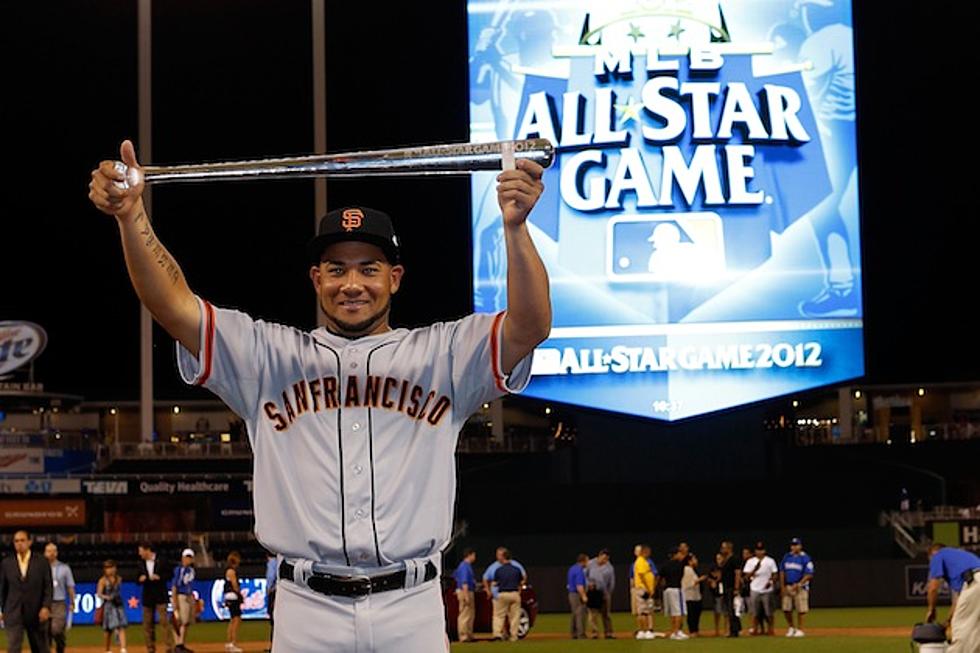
[449, 311, 534, 418]
[175, 297, 265, 419]
[928, 554, 945, 581]
[804, 556, 814, 575]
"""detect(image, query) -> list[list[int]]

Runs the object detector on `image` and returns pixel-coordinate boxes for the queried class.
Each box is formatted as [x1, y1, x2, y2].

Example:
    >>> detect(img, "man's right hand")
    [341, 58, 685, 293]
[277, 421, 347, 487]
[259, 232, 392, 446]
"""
[89, 140, 145, 222]
[139, 575, 147, 583]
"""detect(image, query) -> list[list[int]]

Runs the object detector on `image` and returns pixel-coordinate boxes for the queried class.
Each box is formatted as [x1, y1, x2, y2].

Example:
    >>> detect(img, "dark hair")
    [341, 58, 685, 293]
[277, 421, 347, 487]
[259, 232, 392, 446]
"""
[138, 542, 154, 552]
[929, 543, 945, 553]
[577, 553, 589, 563]
[598, 548, 610, 557]
[501, 549, 513, 561]
[461, 547, 475, 558]
[103, 559, 117, 569]
[227, 551, 241, 567]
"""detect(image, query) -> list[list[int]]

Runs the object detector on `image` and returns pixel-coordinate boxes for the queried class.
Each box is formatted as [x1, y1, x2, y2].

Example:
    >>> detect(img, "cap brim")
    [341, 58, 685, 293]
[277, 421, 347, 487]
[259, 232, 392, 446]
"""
[307, 233, 399, 264]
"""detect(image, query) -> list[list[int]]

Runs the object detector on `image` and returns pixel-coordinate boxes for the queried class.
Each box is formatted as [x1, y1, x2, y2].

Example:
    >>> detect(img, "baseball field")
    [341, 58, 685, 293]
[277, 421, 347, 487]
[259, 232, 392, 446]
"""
[8, 606, 941, 652]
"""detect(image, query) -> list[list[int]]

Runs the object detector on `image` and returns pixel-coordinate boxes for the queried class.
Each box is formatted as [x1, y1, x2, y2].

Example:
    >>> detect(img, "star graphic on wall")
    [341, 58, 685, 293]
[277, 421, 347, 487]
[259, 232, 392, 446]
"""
[627, 22, 645, 42]
[668, 20, 686, 40]
[127, 596, 140, 609]
[614, 97, 644, 126]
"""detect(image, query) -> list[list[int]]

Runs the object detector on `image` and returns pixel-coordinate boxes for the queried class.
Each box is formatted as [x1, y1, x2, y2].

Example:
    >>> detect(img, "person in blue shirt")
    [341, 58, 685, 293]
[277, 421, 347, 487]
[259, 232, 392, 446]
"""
[264, 551, 277, 653]
[779, 537, 814, 637]
[492, 551, 525, 642]
[171, 548, 197, 653]
[453, 548, 478, 642]
[926, 543, 980, 652]
[566, 554, 589, 639]
[483, 547, 527, 639]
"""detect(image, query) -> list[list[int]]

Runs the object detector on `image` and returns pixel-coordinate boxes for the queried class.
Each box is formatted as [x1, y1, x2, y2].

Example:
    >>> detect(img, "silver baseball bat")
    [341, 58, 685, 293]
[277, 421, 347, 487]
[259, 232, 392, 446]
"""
[120, 138, 554, 186]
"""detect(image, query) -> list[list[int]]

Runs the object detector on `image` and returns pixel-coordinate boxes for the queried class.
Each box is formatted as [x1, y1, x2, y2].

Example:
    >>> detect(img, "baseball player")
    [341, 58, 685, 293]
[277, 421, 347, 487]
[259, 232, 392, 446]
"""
[779, 537, 814, 637]
[88, 140, 549, 653]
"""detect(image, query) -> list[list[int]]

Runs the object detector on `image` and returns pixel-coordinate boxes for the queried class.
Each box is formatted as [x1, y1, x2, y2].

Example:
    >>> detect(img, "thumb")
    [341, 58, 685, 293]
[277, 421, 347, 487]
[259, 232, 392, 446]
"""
[120, 139, 140, 168]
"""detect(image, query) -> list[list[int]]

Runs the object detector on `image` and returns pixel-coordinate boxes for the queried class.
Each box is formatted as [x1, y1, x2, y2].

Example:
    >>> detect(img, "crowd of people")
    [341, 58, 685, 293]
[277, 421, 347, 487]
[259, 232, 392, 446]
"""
[623, 538, 814, 640]
[451, 538, 815, 643]
[0, 531, 255, 653]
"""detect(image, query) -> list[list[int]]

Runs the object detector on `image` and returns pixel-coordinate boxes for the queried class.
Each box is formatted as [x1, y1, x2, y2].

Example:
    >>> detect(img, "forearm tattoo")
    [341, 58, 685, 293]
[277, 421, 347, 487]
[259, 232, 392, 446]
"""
[135, 210, 180, 285]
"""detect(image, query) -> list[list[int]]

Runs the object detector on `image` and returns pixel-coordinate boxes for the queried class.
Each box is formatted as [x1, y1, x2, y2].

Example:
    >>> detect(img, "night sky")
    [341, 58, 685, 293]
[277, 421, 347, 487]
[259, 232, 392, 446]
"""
[3, 1, 977, 404]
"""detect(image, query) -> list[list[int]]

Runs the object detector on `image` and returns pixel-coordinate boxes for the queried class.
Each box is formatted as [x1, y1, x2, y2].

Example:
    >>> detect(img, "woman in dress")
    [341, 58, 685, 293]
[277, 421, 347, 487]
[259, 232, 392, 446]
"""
[97, 559, 128, 653]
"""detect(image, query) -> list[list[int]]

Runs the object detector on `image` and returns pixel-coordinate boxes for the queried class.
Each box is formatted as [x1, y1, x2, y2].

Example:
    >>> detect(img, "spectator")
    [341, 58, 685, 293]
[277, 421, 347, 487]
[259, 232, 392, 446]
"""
[633, 544, 657, 640]
[566, 554, 589, 639]
[660, 547, 689, 640]
[707, 552, 727, 636]
[171, 548, 197, 653]
[678, 541, 691, 561]
[926, 543, 980, 652]
[264, 551, 277, 653]
[137, 542, 173, 653]
[780, 537, 814, 637]
[483, 547, 526, 640]
[0, 530, 52, 653]
[720, 541, 741, 637]
[223, 551, 244, 653]
[492, 550, 524, 642]
[97, 560, 128, 653]
[737, 545, 753, 629]
[682, 553, 707, 637]
[743, 541, 778, 636]
[453, 548, 478, 643]
[44, 543, 75, 653]
[585, 548, 615, 639]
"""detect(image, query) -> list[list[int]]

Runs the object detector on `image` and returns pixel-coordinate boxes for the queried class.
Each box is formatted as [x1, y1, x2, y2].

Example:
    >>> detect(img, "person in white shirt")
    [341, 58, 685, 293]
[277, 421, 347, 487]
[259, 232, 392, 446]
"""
[742, 541, 779, 636]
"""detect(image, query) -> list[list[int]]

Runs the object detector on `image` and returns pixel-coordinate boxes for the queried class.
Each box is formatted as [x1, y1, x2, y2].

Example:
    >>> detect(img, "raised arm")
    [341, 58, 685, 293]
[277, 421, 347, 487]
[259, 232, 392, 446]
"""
[496, 158, 551, 373]
[88, 140, 201, 355]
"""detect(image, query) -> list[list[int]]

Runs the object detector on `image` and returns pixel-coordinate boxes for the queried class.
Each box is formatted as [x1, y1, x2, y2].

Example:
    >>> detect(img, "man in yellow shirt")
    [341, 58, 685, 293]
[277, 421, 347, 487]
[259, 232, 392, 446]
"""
[633, 545, 657, 640]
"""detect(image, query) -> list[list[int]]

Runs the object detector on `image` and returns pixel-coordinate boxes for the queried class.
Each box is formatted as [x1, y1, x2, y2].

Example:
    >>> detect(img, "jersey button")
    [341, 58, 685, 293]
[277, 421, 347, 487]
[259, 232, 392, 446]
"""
[350, 362, 358, 369]
[354, 509, 365, 520]
[359, 553, 370, 562]
[353, 464, 363, 475]
[352, 423, 361, 431]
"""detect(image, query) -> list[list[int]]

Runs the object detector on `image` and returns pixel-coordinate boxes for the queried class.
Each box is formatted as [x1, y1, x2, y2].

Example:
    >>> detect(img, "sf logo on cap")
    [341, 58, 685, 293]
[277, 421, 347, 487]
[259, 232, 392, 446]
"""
[342, 208, 364, 232]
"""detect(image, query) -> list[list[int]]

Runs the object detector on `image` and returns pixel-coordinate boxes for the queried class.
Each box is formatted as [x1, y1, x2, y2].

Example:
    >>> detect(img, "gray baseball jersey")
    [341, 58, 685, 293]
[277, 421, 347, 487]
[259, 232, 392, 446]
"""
[177, 297, 531, 567]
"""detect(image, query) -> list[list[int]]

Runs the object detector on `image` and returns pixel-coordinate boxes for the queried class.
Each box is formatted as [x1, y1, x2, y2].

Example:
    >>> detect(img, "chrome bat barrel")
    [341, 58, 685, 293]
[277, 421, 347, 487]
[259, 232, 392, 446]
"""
[138, 138, 554, 184]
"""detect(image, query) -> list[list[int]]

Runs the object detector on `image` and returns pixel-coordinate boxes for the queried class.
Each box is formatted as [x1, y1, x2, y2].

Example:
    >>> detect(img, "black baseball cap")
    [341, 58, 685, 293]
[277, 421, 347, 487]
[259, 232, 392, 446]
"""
[307, 206, 400, 265]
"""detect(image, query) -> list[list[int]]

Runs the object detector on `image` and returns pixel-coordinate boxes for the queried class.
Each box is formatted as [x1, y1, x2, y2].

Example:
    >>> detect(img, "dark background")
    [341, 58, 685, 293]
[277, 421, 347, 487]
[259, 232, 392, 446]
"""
[3, 0, 977, 403]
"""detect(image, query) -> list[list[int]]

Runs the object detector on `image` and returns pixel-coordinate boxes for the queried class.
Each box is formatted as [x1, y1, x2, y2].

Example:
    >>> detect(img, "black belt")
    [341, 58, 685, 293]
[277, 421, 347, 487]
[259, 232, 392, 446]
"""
[964, 568, 980, 585]
[279, 560, 437, 598]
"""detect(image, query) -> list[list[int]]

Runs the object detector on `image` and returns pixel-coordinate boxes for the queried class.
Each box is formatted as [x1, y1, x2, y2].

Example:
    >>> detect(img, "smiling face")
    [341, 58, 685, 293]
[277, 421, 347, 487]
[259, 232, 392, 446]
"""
[310, 241, 404, 338]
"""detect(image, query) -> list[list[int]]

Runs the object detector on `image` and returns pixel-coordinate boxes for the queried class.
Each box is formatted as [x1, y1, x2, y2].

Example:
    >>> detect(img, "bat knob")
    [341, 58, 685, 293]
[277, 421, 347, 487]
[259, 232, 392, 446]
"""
[113, 161, 144, 190]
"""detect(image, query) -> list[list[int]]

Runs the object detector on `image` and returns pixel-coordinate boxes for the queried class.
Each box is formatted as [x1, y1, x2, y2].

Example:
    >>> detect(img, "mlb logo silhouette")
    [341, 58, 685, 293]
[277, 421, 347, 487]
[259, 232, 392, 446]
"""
[606, 213, 726, 283]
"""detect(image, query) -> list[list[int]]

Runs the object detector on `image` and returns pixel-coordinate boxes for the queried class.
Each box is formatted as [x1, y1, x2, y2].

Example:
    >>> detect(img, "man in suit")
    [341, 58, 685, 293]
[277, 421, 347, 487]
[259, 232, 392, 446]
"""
[0, 530, 53, 653]
[138, 542, 174, 653]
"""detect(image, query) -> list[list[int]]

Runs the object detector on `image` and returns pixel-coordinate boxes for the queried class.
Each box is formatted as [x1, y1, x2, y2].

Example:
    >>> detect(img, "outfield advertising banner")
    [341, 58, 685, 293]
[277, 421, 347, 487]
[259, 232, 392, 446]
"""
[468, 0, 862, 419]
[68, 577, 270, 625]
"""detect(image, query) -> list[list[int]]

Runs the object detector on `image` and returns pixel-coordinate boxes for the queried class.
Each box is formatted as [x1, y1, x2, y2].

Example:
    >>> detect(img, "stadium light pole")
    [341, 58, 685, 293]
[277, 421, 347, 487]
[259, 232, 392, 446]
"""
[138, 0, 154, 443]
[312, 0, 327, 326]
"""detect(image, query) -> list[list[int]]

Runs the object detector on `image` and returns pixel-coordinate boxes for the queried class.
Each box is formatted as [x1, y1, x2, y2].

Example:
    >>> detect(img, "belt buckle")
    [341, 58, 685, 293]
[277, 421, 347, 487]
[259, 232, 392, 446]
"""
[337, 573, 373, 598]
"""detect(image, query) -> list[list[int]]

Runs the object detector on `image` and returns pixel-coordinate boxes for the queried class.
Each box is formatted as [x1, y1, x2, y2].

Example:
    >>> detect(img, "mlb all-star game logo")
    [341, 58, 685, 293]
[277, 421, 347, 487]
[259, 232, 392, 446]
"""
[510, 3, 857, 322]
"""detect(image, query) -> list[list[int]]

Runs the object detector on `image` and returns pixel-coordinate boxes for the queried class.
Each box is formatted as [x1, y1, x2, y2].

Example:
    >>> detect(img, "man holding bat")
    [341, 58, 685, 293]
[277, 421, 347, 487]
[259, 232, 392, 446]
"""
[88, 139, 550, 652]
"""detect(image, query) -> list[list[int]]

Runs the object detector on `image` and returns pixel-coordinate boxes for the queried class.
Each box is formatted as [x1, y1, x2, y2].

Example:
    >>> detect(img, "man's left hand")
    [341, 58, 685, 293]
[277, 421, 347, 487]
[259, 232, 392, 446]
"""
[497, 159, 544, 228]
[39, 607, 50, 622]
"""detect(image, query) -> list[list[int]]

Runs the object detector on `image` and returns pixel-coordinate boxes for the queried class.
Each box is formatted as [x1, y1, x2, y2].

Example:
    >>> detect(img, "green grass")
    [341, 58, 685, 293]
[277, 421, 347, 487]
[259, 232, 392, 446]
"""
[10, 607, 940, 651]
[527, 606, 942, 632]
